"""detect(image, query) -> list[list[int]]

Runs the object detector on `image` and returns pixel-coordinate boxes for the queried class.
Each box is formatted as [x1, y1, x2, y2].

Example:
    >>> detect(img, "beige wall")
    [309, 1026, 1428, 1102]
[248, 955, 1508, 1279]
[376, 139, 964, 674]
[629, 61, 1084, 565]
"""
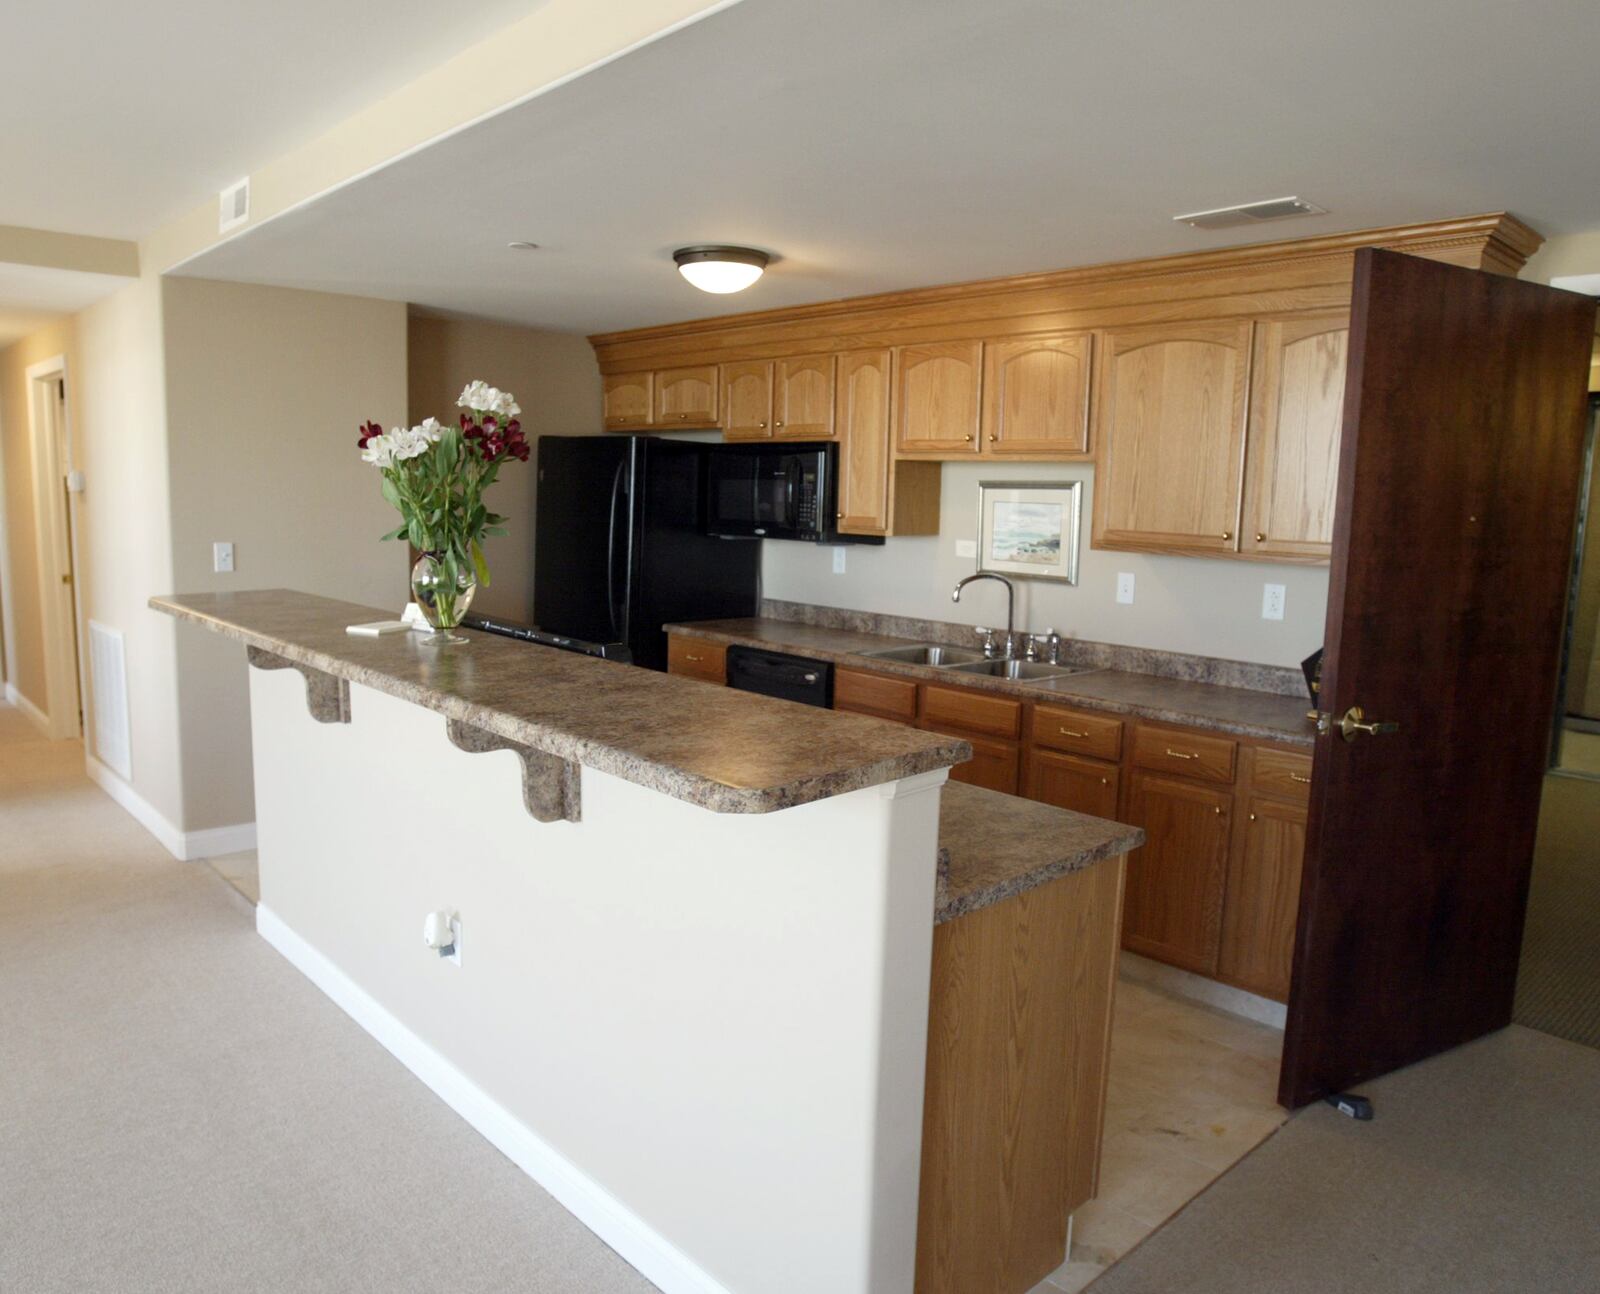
[763, 462, 1331, 668]
[163, 277, 409, 829]
[0, 318, 75, 710]
[407, 313, 601, 621]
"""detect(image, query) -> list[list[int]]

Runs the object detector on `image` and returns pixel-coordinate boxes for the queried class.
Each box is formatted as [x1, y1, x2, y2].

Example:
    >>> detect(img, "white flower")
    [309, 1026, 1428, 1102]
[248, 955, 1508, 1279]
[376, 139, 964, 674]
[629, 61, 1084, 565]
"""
[457, 379, 520, 421]
[417, 417, 446, 442]
[389, 427, 435, 461]
[361, 432, 397, 468]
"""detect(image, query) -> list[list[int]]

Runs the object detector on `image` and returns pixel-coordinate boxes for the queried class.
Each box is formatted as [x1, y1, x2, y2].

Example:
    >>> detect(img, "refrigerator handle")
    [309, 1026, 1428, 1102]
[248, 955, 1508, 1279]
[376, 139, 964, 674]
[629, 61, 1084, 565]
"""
[606, 459, 625, 641]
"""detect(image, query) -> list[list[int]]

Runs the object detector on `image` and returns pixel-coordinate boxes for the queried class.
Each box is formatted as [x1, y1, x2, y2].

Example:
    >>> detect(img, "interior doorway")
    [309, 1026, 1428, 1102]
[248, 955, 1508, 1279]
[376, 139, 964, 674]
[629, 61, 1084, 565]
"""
[25, 356, 84, 740]
[1551, 396, 1600, 778]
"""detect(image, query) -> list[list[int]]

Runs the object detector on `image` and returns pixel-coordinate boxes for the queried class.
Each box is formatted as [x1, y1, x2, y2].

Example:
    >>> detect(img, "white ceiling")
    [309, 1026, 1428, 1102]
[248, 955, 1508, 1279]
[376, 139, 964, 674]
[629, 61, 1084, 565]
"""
[174, 0, 1600, 335]
[0, 0, 552, 240]
[0, 263, 138, 348]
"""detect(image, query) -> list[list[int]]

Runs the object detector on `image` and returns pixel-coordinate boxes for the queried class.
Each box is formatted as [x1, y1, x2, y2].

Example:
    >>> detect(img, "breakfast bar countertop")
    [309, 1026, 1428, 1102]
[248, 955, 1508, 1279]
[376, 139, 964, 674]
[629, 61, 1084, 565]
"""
[934, 781, 1143, 923]
[664, 617, 1317, 747]
[150, 590, 971, 815]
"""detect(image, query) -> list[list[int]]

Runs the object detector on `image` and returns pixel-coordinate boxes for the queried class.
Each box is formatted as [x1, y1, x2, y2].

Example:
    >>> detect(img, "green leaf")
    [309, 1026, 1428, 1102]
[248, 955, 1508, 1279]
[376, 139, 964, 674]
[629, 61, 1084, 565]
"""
[471, 539, 491, 588]
[407, 518, 425, 550]
[380, 476, 402, 509]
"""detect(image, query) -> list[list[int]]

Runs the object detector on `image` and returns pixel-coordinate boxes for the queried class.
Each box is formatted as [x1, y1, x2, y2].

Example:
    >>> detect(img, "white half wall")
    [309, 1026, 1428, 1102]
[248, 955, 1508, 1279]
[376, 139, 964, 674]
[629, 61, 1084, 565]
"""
[249, 666, 944, 1294]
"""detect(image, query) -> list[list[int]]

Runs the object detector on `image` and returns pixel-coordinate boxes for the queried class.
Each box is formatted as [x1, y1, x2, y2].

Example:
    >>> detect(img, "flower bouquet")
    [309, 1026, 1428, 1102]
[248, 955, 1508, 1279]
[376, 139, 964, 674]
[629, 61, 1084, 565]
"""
[359, 380, 530, 644]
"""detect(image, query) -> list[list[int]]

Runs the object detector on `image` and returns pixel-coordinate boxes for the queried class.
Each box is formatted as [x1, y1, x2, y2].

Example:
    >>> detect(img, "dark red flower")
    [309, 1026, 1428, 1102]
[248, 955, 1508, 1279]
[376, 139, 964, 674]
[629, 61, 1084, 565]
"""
[356, 420, 382, 448]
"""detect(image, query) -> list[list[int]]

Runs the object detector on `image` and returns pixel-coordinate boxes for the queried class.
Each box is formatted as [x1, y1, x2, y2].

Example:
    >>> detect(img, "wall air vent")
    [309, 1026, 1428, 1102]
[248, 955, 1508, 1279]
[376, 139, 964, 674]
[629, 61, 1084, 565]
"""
[219, 177, 251, 234]
[1173, 197, 1326, 230]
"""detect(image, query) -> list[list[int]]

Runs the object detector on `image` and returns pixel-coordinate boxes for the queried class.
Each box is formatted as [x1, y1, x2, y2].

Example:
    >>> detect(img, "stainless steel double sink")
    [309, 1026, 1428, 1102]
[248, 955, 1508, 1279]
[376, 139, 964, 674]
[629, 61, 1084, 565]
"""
[859, 643, 1096, 682]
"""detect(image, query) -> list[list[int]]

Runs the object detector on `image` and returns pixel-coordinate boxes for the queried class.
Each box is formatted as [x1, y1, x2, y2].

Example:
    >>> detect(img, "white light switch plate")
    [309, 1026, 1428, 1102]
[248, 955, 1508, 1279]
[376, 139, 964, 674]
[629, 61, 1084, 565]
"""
[213, 541, 234, 573]
[1262, 583, 1286, 620]
[1116, 573, 1135, 604]
[954, 539, 977, 559]
[832, 547, 847, 574]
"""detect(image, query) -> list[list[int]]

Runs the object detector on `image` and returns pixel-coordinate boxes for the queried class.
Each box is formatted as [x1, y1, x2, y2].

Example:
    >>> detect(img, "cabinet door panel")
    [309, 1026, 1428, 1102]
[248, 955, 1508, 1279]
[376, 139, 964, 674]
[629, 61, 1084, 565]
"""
[836, 349, 893, 535]
[773, 354, 836, 440]
[722, 362, 774, 440]
[603, 371, 653, 430]
[982, 333, 1093, 457]
[896, 341, 982, 454]
[1120, 770, 1232, 974]
[1025, 748, 1120, 820]
[1218, 795, 1306, 1001]
[1093, 320, 1252, 554]
[1242, 314, 1348, 561]
[930, 730, 1020, 795]
[654, 365, 718, 427]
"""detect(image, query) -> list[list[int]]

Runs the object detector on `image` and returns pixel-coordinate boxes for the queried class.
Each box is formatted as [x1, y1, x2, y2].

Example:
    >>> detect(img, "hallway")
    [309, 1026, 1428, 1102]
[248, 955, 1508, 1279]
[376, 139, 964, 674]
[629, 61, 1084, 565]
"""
[0, 702, 656, 1294]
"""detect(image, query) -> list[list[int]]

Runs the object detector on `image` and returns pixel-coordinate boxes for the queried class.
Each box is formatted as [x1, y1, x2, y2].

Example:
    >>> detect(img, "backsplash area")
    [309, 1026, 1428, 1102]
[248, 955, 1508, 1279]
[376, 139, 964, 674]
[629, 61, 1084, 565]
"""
[760, 462, 1331, 671]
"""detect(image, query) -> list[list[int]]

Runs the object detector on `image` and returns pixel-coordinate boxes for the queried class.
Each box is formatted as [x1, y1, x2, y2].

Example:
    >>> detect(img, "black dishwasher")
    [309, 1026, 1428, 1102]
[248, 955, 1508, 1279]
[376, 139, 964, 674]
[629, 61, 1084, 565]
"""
[725, 646, 833, 708]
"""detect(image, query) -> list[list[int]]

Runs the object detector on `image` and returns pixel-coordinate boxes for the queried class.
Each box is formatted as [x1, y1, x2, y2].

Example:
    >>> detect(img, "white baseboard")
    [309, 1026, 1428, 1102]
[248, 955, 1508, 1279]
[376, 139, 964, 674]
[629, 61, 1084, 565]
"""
[4, 681, 50, 734]
[84, 753, 257, 863]
[1119, 951, 1288, 1030]
[255, 904, 731, 1294]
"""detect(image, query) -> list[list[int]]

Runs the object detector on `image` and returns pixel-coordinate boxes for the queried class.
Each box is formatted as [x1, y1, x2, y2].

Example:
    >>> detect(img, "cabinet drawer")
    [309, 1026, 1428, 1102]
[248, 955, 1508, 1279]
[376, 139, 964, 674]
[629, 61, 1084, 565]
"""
[1250, 746, 1314, 804]
[1029, 703, 1123, 762]
[667, 635, 727, 684]
[1025, 748, 1120, 820]
[930, 730, 1020, 795]
[835, 668, 918, 723]
[1130, 724, 1236, 784]
[922, 684, 1023, 740]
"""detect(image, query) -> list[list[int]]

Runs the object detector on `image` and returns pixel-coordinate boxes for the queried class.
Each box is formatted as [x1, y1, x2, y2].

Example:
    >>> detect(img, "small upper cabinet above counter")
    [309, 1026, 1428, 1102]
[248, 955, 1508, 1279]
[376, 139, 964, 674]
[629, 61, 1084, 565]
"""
[588, 214, 1539, 561]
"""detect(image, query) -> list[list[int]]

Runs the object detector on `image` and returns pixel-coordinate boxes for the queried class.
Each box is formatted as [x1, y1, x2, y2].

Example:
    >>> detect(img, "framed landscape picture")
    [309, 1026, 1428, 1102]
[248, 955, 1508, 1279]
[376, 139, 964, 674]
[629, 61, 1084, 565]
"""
[976, 480, 1083, 584]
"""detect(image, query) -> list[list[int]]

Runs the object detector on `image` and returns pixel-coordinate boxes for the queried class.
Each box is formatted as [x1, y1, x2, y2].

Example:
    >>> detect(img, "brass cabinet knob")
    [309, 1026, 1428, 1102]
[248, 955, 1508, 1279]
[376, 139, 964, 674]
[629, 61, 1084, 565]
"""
[757, 420, 767, 428]
[1222, 531, 1234, 541]
[775, 420, 784, 427]
[988, 434, 997, 443]
[1255, 532, 1266, 542]
[837, 511, 844, 520]
[1100, 777, 1109, 786]
[1214, 805, 1223, 815]
[1249, 812, 1257, 821]
[964, 434, 973, 443]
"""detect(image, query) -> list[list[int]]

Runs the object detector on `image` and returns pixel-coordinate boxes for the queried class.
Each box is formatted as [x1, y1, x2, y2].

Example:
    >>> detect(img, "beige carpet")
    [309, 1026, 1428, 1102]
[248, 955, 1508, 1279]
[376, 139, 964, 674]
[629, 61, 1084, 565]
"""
[1087, 1026, 1600, 1293]
[1515, 773, 1600, 1049]
[0, 702, 659, 1294]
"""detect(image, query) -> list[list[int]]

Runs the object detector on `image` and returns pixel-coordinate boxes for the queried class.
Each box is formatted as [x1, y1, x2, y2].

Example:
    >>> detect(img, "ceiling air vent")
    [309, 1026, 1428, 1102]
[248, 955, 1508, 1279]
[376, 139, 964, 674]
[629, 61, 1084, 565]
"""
[219, 177, 251, 234]
[1173, 197, 1326, 230]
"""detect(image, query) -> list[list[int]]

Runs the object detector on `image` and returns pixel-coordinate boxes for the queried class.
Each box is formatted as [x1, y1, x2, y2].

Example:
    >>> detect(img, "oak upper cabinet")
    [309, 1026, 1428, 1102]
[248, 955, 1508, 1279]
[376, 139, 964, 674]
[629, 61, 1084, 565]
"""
[603, 371, 653, 431]
[1121, 769, 1233, 975]
[1218, 794, 1306, 1001]
[1241, 312, 1349, 562]
[1092, 320, 1253, 555]
[773, 354, 836, 440]
[895, 341, 982, 454]
[981, 332, 1094, 458]
[835, 349, 942, 537]
[722, 361, 774, 440]
[653, 365, 718, 428]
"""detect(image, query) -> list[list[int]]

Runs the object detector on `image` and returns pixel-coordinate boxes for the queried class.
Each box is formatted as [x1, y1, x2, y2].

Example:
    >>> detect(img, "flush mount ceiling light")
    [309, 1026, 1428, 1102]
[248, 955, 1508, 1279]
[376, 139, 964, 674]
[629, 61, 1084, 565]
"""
[1173, 197, 1327, 230]
[673, 245, 769, 294]
[507, 241, 540, 250]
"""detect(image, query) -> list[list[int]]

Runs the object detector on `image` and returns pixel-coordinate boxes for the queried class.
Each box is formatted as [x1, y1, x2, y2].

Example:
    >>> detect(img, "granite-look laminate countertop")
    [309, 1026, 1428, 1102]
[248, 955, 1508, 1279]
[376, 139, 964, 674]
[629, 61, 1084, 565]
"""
[664, 618, 1316, 747]
[151, 590, 970, 814]
[934, 782, 1144, 923]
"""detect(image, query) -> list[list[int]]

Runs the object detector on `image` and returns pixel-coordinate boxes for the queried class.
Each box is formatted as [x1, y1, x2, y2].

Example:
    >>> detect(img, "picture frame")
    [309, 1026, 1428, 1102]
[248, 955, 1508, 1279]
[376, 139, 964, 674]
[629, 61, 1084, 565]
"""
[975, 480, 1083, 585]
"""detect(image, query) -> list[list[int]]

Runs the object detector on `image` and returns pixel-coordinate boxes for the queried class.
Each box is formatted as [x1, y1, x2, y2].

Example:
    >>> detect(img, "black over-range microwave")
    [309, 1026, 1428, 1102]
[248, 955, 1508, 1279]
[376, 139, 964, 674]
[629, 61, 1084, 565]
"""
[703, 442, 883, 545]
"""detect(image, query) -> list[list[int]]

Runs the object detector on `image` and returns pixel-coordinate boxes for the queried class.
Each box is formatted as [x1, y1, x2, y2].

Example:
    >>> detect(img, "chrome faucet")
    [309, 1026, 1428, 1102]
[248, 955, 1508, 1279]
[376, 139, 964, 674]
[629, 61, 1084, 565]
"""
[952, 572, 1016, 658]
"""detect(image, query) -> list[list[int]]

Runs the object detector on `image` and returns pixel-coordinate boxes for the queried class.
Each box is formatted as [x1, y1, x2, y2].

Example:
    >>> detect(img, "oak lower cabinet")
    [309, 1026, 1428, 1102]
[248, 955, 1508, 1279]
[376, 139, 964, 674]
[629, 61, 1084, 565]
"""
[929, 731, 1020, 795]
[1120, 769, 1233, 975]
[1217, 795, 1306, 1001]
[1025, 748, 1120, 820]
[665, 634, 727, 684]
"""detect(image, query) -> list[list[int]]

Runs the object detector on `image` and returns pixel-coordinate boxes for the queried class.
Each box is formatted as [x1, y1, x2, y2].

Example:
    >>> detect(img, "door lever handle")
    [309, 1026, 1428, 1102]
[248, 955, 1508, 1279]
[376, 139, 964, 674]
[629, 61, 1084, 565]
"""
[1337, 705, 1399, 744]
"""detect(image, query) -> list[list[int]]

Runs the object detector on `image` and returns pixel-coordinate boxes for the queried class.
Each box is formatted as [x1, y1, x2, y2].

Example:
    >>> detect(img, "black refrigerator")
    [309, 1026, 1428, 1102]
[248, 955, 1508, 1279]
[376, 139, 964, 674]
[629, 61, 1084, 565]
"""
[530, 435, 760, 670]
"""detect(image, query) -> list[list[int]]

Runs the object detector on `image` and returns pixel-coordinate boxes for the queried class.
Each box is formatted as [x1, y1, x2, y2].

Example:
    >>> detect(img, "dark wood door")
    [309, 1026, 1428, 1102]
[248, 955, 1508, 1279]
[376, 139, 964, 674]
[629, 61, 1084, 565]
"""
[1279, 249, 1596, 1108]
[1121, 770, 1232, 975]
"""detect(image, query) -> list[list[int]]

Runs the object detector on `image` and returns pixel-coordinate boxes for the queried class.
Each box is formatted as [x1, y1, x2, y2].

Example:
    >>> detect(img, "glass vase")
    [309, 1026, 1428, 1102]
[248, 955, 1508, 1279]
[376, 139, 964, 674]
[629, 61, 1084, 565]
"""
[411, 551, 477, 645]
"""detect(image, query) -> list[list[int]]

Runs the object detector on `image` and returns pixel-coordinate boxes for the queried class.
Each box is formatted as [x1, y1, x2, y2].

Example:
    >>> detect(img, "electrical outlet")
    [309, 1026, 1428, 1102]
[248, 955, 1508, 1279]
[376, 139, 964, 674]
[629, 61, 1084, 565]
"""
[1262, 583, 1286, 621]
[832, 547, 847, 574]
[1116, 573, 1135, 605]
[954, 538, 977, 559]
[213, 541, 234, 573]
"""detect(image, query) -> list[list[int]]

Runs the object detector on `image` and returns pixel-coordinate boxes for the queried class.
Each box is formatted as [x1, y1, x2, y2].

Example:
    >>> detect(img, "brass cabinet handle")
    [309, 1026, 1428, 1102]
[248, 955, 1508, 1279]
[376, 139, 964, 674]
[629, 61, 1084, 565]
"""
[1060, 727, 1090, 738]
[684, 653, 703, 663]
[1165, 748, 1198, 760]
[1290, 773, 1311, 784]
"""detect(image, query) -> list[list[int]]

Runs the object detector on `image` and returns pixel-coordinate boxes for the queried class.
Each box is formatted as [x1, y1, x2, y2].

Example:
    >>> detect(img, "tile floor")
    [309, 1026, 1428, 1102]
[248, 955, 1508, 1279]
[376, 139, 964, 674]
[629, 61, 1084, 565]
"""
[1030, 980, 1287, 1293]
[195, 847, 1283, 1294]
